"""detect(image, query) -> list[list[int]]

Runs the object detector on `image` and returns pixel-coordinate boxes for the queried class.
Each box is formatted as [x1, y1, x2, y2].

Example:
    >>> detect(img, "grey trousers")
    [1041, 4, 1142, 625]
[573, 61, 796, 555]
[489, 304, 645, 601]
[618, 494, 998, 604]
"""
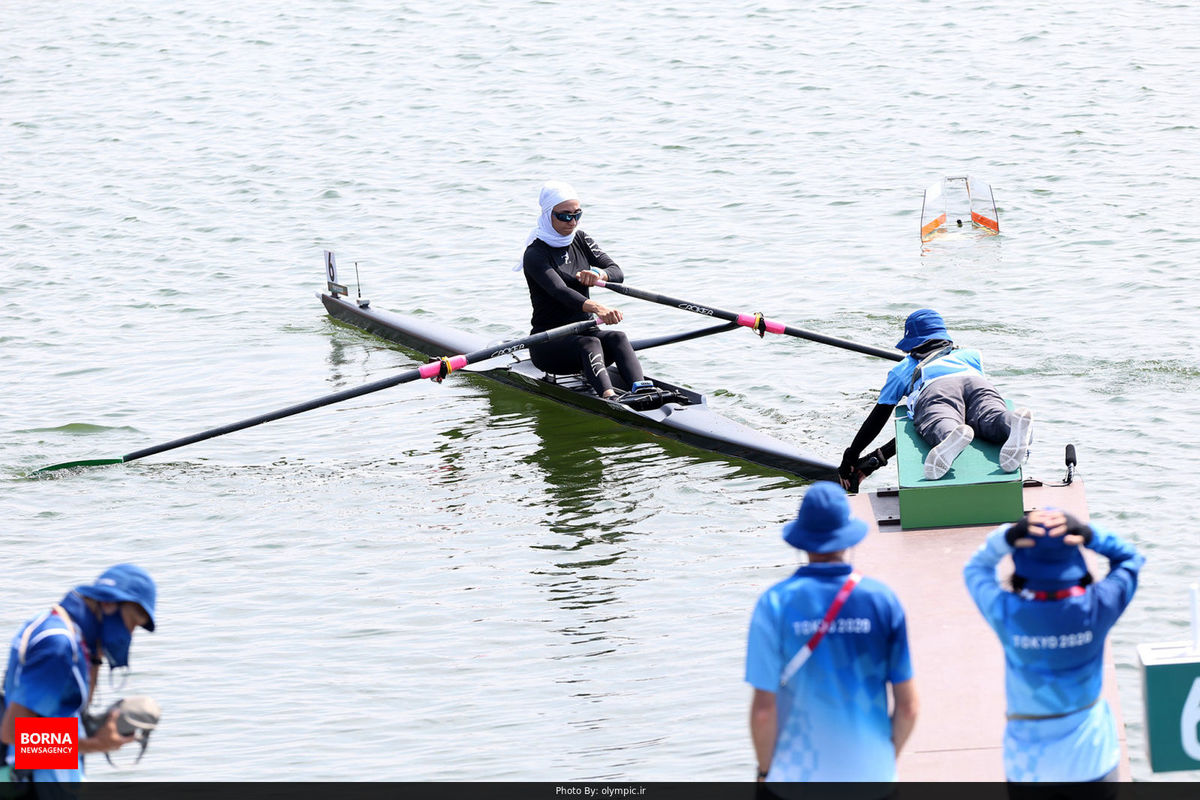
[913, 374, 1011, 448]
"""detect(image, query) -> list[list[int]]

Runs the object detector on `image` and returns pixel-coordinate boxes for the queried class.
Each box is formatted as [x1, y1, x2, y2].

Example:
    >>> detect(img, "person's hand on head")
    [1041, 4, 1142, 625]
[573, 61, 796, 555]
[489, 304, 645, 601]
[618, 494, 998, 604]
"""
[1004, 516, 1032, 547]
[1060, 512, 1093, 547]
[1006, 510, 1092, 548]
[1027, 510, 1069, 539]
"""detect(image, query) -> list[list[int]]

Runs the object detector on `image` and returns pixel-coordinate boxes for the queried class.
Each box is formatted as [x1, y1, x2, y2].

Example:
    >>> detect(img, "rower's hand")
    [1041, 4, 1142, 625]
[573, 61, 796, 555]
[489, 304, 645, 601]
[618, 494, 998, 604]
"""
[576, 270, 603, 287]
[594, 305, 623, 325]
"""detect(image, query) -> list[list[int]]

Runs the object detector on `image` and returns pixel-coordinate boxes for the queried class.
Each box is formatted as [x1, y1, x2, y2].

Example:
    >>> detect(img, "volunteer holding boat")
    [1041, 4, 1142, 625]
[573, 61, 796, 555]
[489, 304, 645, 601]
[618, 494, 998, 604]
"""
[522, 181, 649, 400]
[839, 308, 1035, 486]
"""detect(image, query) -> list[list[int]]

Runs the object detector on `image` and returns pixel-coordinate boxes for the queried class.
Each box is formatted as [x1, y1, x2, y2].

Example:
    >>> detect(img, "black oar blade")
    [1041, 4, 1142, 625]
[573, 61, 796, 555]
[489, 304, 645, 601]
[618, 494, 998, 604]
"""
[33, 457, 126, 474]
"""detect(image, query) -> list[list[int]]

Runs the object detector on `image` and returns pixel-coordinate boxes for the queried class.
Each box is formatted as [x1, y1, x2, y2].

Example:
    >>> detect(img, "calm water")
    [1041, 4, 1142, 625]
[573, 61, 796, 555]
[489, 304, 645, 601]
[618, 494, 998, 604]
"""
[2, 0, 1198, 782]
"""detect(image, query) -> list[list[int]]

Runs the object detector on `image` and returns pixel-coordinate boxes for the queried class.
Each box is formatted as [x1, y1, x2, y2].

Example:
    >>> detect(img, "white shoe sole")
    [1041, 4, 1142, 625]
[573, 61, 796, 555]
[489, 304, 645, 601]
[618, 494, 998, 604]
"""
[924, 424, 974, 480]
[1000, 408, 1033, 472]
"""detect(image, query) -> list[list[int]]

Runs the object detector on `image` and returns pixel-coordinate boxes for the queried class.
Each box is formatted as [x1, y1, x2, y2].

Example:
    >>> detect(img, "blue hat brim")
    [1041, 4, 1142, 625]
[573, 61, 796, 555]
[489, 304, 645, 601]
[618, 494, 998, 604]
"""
[896, 329, 950, 352]
[782, 517, 869, 553]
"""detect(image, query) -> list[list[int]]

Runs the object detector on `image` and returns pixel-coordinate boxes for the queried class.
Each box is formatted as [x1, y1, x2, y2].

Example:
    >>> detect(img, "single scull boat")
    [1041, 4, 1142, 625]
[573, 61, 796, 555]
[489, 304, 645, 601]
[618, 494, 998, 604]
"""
[319, 280, 836, 479]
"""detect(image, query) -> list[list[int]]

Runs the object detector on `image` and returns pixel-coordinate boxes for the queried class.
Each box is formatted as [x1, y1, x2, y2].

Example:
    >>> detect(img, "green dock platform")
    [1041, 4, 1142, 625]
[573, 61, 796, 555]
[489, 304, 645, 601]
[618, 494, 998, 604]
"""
[894, 406, 1023, 529]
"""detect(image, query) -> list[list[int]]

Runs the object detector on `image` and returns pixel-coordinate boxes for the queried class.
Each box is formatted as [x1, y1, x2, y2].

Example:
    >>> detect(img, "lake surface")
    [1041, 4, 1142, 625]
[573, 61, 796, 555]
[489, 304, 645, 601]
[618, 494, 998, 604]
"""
[2, 0, 1197, 782]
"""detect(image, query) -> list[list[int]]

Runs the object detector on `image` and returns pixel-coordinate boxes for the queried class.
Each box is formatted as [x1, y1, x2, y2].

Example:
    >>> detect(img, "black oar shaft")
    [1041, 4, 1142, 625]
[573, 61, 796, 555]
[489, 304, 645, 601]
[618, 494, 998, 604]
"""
[598, 281, 902, 362]
[775, 321, 903, 362]
[121, 365, 427, 462]
[113, 318, 597, 464]
[630, 321, 739, 352]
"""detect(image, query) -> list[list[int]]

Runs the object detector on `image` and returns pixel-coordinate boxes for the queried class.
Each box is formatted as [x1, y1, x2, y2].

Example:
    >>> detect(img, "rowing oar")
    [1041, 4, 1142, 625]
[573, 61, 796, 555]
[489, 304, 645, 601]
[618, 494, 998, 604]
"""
[34, 319, 599, 474]
[595, 281, 903, 362]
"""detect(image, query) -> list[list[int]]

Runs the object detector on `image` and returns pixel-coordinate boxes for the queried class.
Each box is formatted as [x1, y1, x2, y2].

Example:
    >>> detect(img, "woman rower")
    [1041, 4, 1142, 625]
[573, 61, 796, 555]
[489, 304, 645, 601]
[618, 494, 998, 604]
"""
[521, 181, 649, 400]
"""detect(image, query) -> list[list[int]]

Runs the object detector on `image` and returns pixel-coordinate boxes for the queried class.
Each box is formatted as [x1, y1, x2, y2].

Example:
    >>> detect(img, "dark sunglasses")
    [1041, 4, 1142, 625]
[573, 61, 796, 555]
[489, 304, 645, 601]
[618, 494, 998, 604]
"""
[552, 210, 583, 223]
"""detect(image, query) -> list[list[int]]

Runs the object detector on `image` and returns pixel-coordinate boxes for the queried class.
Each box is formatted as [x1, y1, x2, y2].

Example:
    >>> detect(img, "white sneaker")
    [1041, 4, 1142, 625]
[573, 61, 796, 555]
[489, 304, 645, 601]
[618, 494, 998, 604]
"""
[924, 424, 974, 480]
[1000, 408, 1034, 473]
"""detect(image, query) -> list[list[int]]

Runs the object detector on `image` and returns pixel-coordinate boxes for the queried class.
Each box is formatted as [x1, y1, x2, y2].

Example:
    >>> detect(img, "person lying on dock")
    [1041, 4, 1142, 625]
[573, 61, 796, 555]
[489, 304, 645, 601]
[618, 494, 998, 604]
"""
[838, 308, 1034, 486]
[964, 509, 1144, 787]
[522, 181, 652, 400]
[746, 482, 919, 784]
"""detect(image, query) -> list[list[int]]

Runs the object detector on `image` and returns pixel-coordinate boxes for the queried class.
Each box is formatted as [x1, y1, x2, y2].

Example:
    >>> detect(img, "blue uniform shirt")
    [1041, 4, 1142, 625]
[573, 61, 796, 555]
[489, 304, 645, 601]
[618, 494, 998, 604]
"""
[964, 525, 1143, 782]
[745, 562, 913, 782]
[878, 348, 985, 415]
[3, 603, 93, 780]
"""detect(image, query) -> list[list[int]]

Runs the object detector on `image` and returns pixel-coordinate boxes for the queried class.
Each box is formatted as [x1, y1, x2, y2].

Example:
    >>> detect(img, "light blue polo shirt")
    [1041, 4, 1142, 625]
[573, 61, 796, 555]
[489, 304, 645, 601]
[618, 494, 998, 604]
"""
[964, 525, 1143, 781]
[878, 348, 985, 415]
[745, 562, 912, 782]
[3, 611, 90, 780]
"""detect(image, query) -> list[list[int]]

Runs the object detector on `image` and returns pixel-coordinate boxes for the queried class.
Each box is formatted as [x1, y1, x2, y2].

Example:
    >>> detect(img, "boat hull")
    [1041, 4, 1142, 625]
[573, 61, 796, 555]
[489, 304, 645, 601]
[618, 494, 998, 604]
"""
[320, 293, 836, 479]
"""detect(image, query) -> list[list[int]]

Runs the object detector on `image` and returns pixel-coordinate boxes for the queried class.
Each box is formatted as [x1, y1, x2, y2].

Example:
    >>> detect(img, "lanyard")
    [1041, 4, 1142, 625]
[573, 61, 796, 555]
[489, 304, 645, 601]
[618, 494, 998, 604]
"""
[1019, 585, 1086, 601]
[780, 572, 862, 687]
[17, 606, 79, 666]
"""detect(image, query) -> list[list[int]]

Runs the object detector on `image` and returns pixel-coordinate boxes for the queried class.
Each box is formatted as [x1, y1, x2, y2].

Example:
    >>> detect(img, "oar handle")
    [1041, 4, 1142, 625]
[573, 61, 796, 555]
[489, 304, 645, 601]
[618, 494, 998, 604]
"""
[596, 281, 902, 362]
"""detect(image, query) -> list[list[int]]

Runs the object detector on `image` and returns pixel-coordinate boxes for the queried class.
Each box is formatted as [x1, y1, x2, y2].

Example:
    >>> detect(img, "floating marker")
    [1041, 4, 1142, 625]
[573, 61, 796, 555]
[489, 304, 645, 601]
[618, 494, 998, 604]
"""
[920, 180, 947, 241]
[967, 176, 1000, 233]
[920, 175, 999, 242]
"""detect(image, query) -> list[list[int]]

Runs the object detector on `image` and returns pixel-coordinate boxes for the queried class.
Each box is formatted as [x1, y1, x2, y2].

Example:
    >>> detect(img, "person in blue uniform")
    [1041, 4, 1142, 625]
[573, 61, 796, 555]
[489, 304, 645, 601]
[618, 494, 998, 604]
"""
[745, 482, 919, 784]
[964, 509, 1143, 789]
[839, 308, 1035, 486]
[1, 564, 157, 783]
[522, 181, 650, 399]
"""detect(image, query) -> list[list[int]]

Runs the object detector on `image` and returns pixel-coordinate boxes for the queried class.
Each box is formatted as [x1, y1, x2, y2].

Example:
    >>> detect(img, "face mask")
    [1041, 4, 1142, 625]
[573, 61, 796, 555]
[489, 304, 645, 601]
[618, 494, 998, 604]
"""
[100, 610, 133, 668]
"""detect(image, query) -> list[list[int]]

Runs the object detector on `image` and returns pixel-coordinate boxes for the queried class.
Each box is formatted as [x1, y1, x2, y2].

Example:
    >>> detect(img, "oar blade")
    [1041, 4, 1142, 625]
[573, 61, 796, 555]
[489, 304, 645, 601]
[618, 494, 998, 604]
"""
[33, 457, 126, 474]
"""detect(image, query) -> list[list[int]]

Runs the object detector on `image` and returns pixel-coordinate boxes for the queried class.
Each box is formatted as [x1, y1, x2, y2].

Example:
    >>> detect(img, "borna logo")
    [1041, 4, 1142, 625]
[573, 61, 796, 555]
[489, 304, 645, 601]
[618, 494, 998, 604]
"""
[14, 717, 78, 770]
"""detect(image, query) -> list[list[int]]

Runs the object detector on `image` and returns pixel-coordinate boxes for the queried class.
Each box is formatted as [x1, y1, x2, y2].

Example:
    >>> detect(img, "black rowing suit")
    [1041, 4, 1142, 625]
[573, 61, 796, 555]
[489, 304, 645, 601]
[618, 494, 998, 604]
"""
[522, 232, 644, 396]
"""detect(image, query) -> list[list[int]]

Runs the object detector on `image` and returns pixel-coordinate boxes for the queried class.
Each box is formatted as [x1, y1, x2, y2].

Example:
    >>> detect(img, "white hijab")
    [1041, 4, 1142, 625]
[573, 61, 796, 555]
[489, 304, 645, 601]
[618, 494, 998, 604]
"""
[525, 180, 579, 249]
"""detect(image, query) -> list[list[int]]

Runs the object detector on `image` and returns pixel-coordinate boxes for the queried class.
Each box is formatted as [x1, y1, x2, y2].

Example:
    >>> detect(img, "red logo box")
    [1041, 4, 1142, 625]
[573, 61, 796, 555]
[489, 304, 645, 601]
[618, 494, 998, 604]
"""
[14, 717, 78, 770]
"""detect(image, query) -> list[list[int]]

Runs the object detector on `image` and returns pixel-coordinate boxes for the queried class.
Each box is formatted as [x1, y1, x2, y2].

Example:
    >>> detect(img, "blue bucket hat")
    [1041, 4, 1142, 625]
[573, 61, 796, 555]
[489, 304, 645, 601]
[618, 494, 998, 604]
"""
[782, 481, 869, 553]
[1011, 536, 1088, 591]
[76, 564, 157, 631]
[895, 308, 950, 352]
